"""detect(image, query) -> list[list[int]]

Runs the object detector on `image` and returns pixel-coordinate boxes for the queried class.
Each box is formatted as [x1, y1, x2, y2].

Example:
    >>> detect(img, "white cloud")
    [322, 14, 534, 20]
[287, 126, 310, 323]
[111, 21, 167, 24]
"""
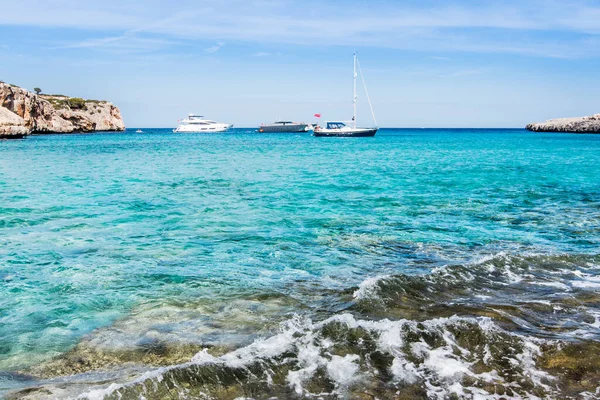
[253, 52, 271, 57]
[1, 0, 600, 58]
[205, 41, 225, 53]
[443, 69, 485, 77]
[50, 33, 180, 54]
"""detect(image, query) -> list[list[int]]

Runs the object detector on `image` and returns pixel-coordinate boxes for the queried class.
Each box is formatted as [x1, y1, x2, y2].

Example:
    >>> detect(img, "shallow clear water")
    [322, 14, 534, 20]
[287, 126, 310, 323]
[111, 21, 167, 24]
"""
[1, 128, 599, 398]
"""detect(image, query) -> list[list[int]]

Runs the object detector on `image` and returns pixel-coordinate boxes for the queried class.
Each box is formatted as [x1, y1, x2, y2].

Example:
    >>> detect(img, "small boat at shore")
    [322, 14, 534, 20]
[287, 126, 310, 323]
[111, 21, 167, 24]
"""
[174, 114, 233, 133]
[136, 129, 143, 133]
[313, 53, 378, 138]
[258, 121, 312, 133]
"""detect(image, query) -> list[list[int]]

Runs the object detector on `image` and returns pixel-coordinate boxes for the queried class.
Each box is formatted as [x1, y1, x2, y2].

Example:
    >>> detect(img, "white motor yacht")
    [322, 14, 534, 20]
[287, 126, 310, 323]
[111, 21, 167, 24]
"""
[174, 114, 233, 133]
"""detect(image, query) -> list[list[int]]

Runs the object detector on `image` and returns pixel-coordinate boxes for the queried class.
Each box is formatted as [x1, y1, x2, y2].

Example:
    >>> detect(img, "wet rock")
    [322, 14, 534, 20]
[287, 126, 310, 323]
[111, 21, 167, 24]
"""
[25, 342, 211, 378]
[5, 387, 53, 400]
[539, 341, 600, 395]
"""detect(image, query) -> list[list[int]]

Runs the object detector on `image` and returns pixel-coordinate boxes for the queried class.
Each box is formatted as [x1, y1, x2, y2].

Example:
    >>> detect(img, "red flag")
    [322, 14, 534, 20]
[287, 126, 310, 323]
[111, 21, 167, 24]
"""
[314, 113, 321, 118]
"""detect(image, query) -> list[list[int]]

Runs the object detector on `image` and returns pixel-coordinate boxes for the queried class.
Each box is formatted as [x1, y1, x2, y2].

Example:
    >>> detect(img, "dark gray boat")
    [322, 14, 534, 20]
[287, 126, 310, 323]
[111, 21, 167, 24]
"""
[258, 121, 311, 133]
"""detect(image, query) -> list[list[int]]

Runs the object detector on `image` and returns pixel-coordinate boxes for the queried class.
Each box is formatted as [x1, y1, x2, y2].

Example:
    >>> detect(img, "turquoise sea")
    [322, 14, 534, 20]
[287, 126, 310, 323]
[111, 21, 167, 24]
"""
[1, 128, 599, 399]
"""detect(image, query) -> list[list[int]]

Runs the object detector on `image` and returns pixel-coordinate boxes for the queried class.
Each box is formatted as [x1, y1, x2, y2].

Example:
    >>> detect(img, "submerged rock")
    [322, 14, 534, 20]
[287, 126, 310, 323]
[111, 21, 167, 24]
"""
[539, 341, 600, 398]
[526, 113, 600, 133]
[0, 82, 125, 137]
[9, 314, 563, 399]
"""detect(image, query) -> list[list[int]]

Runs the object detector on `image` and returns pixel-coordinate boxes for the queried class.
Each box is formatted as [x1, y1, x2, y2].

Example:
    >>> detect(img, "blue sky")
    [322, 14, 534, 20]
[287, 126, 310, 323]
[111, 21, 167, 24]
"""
[1, 0, 599, 128]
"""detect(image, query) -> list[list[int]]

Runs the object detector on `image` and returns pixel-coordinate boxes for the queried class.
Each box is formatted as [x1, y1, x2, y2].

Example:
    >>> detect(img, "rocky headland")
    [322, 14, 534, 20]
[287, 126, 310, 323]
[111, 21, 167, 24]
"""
[0, 82, 125, 138]
[526, 113, 600, 133]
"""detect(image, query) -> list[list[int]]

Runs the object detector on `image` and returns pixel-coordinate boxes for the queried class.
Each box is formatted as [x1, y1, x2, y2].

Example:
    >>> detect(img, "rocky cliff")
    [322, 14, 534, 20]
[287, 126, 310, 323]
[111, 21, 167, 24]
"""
[526, 114, 600, 133]
[0, 82, 125, 138]
[0, 106, 28, 138]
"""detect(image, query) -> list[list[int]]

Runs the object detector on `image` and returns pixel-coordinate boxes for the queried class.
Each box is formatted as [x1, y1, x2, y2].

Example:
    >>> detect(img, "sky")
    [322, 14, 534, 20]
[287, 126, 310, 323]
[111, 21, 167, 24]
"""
[0, 0, 599, 128]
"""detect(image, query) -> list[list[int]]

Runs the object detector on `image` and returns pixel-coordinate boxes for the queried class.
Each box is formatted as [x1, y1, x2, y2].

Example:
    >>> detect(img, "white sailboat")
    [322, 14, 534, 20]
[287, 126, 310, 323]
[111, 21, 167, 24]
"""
[313, 52, 378, 137]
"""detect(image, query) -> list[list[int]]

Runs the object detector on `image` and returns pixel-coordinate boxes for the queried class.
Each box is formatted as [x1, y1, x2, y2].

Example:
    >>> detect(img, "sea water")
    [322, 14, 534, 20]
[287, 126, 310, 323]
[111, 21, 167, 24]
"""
[0, 129, 599, 399]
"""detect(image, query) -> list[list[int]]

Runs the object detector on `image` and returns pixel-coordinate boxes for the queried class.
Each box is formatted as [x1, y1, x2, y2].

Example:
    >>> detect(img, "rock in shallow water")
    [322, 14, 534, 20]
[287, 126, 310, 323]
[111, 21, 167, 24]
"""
[526, 113, 600, 133]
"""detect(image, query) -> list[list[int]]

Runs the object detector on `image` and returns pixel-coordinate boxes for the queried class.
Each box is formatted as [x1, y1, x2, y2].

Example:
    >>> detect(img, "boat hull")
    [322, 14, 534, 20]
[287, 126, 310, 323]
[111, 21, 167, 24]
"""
[173, 124, 233, 133]
[313, 128, 377, 137]
[259, 124, 309, 133]
[0, 133, 26, 139]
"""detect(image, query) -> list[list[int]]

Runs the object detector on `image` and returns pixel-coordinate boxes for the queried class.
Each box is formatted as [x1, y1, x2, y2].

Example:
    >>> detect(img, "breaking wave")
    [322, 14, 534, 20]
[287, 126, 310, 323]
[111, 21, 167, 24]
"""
[77, 314, 556, 400]
[9, 252, 600, 399]
[353, 252, 600, 340]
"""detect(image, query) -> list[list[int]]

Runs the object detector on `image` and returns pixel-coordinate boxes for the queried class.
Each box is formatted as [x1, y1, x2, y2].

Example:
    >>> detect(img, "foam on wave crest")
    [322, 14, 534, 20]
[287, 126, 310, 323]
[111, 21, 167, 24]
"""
[353, 252, 600, 340]
[75, 313, 556, 400]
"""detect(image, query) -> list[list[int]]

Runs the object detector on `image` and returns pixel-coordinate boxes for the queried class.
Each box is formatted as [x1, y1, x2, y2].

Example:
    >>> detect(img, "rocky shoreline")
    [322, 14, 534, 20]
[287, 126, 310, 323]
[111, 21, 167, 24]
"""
[526, 113, 600, 133]
[0, 82, 125, 138]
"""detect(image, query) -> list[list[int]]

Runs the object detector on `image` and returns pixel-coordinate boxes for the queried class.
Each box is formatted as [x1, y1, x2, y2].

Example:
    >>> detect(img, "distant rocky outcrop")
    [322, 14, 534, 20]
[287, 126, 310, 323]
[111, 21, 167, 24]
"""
[0, 82, 125, 138]
[526, 114, 600, 133]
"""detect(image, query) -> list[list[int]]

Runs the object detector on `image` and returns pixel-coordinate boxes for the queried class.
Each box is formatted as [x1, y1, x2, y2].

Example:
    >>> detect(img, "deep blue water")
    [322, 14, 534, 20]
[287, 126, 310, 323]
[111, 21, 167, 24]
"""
[1, 128, 599, 398]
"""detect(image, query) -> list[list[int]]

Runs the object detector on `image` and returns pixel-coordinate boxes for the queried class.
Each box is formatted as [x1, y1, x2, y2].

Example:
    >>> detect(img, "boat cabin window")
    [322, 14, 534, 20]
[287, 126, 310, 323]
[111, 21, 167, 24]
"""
[326, 122, 346, 129]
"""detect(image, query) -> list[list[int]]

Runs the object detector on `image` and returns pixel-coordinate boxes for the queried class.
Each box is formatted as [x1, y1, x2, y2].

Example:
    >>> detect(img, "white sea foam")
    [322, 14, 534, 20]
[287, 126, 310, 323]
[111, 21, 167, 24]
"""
[75, 312, 556, 400]
[571, 280, 600, 289]
[351, 251, 557, 304]
[589, 312, 600, 329]
[533, 281, 571, 291]
[326, 354, 361, 388]
[571, 274, 600, 289]
[472, 252, 504, 267]
[526, 300, 552, 306]
[190, 348, 218, 364]
[568, 311, 600, 339]
[352, 275, 389, 299]
[77, 367, 170, 400]
[580, 386, 600, 399]
[503, 267, 525, 284]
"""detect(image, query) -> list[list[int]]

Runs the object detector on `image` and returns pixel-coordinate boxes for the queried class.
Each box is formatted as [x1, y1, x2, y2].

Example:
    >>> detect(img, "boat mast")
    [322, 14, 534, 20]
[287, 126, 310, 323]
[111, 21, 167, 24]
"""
[353, 52, 357, 129]
[356, 57, 378, 127]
